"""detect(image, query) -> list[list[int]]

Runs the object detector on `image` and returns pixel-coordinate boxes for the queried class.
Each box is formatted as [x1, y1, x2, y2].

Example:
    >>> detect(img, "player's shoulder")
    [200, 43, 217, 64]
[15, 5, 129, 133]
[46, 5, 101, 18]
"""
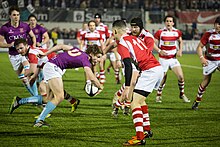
[0, 22, 10, 30]
[141, 29, 154, 38]
[19, 21, 29, 27]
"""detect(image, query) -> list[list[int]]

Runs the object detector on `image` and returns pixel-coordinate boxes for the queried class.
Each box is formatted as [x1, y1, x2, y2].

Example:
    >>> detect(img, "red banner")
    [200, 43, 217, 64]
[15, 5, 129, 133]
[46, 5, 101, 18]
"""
[177, 11, 220, 24]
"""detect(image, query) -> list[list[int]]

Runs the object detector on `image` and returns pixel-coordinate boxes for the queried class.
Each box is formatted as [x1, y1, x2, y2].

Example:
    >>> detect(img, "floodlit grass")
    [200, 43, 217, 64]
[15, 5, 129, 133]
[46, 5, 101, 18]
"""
[0, 53, 220, 146]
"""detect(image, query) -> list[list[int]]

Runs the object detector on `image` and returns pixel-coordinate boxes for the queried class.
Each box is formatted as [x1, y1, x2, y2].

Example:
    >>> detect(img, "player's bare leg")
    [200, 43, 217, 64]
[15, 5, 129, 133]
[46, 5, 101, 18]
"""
[156, 73, 167, 103]
[172, 66, 190, 102]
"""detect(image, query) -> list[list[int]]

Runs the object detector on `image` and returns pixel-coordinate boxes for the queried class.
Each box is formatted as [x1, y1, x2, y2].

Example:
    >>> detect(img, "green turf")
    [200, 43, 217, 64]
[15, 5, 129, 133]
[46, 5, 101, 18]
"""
[0, 53, 220, 147]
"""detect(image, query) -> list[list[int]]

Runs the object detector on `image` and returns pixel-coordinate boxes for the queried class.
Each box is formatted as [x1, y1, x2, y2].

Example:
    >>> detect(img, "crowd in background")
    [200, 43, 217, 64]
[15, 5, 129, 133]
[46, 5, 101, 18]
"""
[46, 25, 204, 41]
[2, 0, 220, 10]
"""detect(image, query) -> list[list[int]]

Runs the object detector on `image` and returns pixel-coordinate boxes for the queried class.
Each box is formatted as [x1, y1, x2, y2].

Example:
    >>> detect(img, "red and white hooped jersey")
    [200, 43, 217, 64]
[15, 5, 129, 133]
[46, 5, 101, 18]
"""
[200, 29, 220, 61]
[28, 47, 56, 68]
[138, 29, 154, 52]
[96, 22, 109, 42]
[81, 30, 103, 47]
[154, 27, 182, 59]
[117, 34, 160, 71]
[76, 28, 87, 40]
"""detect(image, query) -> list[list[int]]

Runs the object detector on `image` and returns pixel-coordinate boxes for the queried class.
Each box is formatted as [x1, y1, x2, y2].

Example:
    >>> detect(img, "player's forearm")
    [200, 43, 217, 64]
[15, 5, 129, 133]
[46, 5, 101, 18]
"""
[123, 58, 132, 87]
[42, 33, 50, 45]
[0, 42, 12, 48]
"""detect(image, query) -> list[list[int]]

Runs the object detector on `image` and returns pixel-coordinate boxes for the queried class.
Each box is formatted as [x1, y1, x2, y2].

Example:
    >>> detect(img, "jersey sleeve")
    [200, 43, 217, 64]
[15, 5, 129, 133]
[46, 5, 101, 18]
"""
[81, 33, 86, 40]
[76, 31, 80, 38]
[41, 26, 47, 34]
[177, 30, 182, 37]
[0, 26, 7, 37]
[154, 30, 161, 40]
[144, 37, 154, 51]
[200, 32, 210, 45]
[105, 26, 109, 39]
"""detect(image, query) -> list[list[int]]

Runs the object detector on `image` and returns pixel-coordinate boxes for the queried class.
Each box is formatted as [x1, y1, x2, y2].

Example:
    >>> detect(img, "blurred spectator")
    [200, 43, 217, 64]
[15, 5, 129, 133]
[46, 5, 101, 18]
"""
[62, 28, 69, 39]
[192, 29, 201, 40]
[51, 27, 59, 46]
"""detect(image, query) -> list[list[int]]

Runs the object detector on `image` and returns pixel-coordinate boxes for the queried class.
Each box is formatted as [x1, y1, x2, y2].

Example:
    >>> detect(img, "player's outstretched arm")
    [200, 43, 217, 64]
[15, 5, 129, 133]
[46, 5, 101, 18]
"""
[38, 44, 73, 58]
[84, 66, 102, 90]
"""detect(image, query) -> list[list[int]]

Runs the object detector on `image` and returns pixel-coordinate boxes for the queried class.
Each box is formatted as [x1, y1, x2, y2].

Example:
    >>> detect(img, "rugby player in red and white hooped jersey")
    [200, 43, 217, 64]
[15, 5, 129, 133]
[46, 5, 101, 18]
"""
[76, 22, 88, 46]
[112, 18, 167, 117]
[154, 15, 190, 103]
[94, 13, 110, 85]
[192, 16, 220, 110]
[112, 20, 163, 146]
[9, 38, 80, 115]
[80, 20, 104, 52]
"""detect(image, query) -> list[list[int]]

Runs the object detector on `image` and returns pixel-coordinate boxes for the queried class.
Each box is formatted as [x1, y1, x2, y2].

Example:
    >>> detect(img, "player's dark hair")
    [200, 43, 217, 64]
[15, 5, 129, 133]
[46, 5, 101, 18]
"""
[28, 14, 37, 20]
[214, 16, 220, 24]
[112, 20, 126, 28]
[88, 20, 96, 26]
[130, 17, 143, 30]
[8, 6, 20, 15]
[14, 38, 27, 47]
[164, 15, 175, 23]
[86, 45, 102, 55]
[94, 13, 101, 19]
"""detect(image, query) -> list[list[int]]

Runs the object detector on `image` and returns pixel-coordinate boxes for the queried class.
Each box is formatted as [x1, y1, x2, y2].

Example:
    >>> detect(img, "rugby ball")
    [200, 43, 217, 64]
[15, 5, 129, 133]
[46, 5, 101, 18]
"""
[85, 82, 99, 97]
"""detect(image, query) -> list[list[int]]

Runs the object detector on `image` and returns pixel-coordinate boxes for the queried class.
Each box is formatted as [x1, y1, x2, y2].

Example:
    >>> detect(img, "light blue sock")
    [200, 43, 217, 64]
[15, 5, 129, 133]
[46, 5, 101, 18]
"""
[36, 101, 56, 122]
[37, 70, 44, 83]
[19, 95, 42, 105]
[31, 81, 38, 96]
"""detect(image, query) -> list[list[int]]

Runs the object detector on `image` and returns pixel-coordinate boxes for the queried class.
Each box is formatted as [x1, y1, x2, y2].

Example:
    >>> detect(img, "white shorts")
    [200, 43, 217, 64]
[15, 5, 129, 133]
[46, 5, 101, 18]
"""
[203, 60, 220, 75]
[43, 62, 65, 81]
[135, 66, 164, 93]
[106, 52, 116, 62]
[9, 54, 27, 71]
[159, 58, 181, 72]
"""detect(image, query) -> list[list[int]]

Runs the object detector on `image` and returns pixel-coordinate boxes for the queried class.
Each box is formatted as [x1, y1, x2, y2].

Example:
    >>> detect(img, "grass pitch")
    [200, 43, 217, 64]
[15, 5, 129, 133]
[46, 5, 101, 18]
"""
[0, 53, 220, 147]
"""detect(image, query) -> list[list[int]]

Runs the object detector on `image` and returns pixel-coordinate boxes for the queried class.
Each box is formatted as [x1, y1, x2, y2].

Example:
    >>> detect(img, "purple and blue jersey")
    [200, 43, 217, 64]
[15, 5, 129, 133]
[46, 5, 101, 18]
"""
[49, 47, 91, 70]
[0, 21, 31, 55]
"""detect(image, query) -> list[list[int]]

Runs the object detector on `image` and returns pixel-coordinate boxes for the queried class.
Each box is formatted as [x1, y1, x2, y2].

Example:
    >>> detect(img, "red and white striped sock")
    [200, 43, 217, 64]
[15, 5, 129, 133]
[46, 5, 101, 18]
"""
[114, 68, 120, 82]
[99, 70, 105, 84]
[178, 80, 185, 96]
[116, 83, 125, 97]
[196, 84, 206, 102]
[141, 105, 151, 132]
[157, 83, 165, 96]
[132, 107, 144, 140]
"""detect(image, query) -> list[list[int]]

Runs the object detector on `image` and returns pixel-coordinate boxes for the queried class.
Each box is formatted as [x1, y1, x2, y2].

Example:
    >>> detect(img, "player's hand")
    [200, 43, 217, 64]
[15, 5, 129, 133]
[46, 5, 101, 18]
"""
[36, 42, 41, 47]
[176, 50, 182, 57]
[159, 50, 168, 56]
[200, 56, 208, 67]
[116, 60, 122, 68]
[121, 87, 129, 102]
[9, 42, 14, 48]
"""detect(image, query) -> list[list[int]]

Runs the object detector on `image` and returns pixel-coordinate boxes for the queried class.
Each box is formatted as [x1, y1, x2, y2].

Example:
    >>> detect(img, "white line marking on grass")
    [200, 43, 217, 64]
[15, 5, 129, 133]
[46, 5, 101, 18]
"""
[181, 64, 202, 70]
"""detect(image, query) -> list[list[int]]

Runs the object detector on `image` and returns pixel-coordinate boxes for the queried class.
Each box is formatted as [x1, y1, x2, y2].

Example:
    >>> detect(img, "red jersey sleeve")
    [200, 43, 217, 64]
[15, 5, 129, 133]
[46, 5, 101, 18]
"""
[154, 30, 161, 40]
[177, 30, 182, 37]
[105, 26, 109, 39]
[200, 32, 210, 45]
[76, 31, 81, 38]
[81, 33, 86, 40]
[143, 37, 154, 51]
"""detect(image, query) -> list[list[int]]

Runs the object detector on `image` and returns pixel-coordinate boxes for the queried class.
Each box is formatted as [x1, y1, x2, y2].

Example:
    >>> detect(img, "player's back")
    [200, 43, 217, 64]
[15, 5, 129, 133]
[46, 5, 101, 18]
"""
[119, 35, 160, 70]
